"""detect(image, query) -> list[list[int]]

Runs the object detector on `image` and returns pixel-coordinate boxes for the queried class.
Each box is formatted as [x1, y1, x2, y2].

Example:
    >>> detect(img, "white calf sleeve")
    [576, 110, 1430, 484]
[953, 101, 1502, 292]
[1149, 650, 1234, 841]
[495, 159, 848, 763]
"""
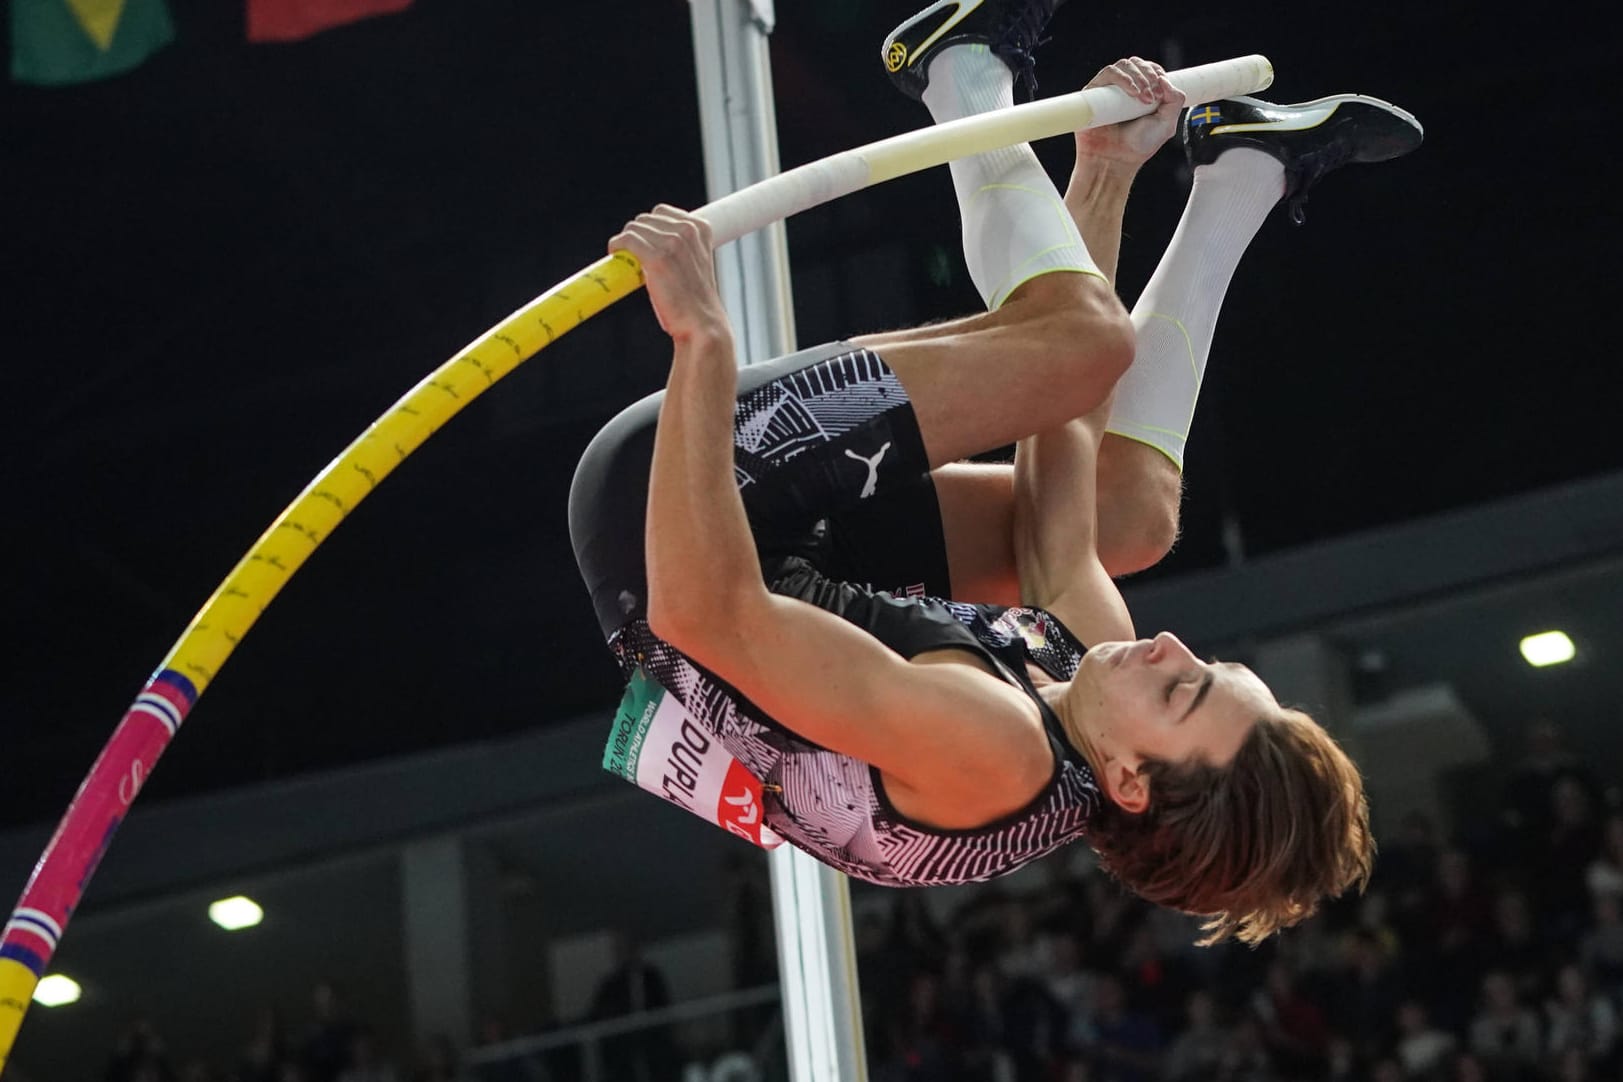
[922, 44, 1102, 309]
[1106, 148, 1284, 468]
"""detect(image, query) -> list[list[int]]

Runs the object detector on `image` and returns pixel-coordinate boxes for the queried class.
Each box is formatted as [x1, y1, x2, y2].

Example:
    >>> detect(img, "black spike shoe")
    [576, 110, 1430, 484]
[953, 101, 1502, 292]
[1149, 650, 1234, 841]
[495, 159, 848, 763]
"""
[881, 0, 1066, 103]
[1183, 94, 1424, 224]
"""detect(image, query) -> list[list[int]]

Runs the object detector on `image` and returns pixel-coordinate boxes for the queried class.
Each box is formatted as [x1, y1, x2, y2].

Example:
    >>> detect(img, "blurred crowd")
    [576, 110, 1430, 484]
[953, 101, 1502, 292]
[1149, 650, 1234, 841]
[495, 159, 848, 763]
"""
[86, 717, 1621, 1082]
[856, 718, 1623, 1082]
[101, 981, 455, 1082]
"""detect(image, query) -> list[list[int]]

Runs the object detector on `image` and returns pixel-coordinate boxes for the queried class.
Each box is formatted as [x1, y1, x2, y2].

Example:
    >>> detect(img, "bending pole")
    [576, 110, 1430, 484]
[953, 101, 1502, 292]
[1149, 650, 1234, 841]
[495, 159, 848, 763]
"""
[0, 53, 1272, 1070]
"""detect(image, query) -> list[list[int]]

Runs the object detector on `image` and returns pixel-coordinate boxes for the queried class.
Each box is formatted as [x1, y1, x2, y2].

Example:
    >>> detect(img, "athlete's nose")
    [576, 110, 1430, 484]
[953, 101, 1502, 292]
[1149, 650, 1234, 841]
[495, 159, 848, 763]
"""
[1148, 631, 1186, 663]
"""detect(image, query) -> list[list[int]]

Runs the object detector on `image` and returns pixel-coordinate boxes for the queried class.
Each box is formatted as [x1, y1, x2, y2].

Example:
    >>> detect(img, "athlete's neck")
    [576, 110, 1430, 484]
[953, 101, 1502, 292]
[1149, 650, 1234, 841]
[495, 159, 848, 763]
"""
[1038, 680, 1101, 772]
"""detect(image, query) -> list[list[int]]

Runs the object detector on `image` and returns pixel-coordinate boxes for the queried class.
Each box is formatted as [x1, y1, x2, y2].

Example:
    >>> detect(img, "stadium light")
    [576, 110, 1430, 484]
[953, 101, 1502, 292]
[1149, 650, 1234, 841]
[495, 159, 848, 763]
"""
[33, 975, 81, 1007]
[1520, 630, 1576, 667]
[208, 895, 264, 931]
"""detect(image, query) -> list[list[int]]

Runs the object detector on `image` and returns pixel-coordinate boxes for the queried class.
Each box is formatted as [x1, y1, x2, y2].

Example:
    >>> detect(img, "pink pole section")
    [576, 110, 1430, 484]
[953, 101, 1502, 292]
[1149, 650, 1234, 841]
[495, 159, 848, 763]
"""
[0, 670, 195, 978]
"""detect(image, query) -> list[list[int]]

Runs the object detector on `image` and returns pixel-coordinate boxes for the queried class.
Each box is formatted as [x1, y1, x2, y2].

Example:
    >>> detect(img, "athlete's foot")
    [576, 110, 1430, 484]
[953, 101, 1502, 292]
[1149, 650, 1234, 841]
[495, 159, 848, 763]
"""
[881, 0, 1067, 102]
[1183, 95, 1424, 223]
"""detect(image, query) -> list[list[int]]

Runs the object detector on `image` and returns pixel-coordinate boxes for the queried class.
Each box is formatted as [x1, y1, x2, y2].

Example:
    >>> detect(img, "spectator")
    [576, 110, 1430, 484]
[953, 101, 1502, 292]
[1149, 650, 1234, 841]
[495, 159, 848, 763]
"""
[1578, 893, 1623, 1004]
[1357, 890, 1403, 958]
[1330, 929, 1403, 1062]
[586, 932, 675, 1082]
[1536, 775, 1606, 934]
[1377, 810, 1443, 946]
[1394, 998, 1457, 1078]
[1585, 814, 1623, 904]
[1549, 1046, 1593, 1082]
[956, 963, 1018, 1082]
[999, 970, 1068, 1081]
[858, 907, 915, 1047]
[1080, 875, 1141, 973]
[890, 891, 948, 969]
[876, 969, 960, 1082]
[1421, 849, 1496, 1030]
[994, 897, 1046, 984]
[239, 1007, 289, 1082]
[1544, 962, 1618, 1068]
[1116, 921, 1181, 1029]
[1486, 890, 1547, 1000]
[1083, 973, 1162, 1082]
[1323, 1034, 1358, 1081]
[1042, 929, 1101, 1052]
[1251, 960, 1330, 1077]
[720, 853, 777, 991]
[1162, 989, 1228, 1082]
[1468, 970, 1541, 1080]
[470, 1018, 547, 1082]
[1369, 1057, 1405, 1082]
[106, 1019, 176, 1082]
[301, 982, 359, 1082]
[1215, 1014, 1276, 1082]
[1500, 718, 1599, 848]
[1028, 851, 1093, 935]
[335, 1027, 401, 1082]
[408, 1036, 458, 1082]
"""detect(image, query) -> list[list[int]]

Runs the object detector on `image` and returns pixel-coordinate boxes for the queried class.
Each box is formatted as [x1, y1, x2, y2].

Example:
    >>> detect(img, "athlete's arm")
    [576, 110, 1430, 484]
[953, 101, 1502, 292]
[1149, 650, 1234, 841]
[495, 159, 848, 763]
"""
[1063, 57, 1184, 282]
[1011, 418, 1135, 646]
[617, 207, 1053, 820]
[695, 590, 1056, 820]
[1010, 61, 1181, 641]
[609, 206, 764, 641]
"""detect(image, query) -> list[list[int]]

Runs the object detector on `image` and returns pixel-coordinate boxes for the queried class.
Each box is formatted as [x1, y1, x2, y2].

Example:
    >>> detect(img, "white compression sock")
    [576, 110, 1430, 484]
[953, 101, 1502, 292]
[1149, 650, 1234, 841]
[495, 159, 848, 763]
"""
[921, 44, 1102, 309]
[1105, 147, 1285, 468]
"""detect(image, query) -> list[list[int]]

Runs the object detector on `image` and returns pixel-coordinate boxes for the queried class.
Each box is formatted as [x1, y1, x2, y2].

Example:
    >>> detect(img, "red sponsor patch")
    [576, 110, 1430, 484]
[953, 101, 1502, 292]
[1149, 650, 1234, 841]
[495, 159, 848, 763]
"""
[716, 760, 768, 846]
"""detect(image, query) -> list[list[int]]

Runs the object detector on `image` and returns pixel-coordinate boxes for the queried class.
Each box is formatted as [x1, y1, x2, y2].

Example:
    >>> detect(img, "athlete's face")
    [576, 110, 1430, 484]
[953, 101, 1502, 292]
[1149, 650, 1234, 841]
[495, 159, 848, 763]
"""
[1069, 631, 1277, 812]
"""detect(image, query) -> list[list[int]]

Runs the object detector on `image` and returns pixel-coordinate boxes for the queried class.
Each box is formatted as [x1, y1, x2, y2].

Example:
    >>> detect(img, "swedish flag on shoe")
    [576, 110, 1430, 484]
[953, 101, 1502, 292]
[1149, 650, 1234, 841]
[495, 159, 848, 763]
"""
[881, 0, 1066, 101]
[1184, 95, 1424, 224]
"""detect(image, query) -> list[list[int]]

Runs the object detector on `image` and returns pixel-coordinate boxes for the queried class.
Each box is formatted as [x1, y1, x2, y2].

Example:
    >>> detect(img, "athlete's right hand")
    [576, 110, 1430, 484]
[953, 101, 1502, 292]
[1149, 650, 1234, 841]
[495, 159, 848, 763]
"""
[609, 206, 732, 343]
[1075, 57, 1184, 171]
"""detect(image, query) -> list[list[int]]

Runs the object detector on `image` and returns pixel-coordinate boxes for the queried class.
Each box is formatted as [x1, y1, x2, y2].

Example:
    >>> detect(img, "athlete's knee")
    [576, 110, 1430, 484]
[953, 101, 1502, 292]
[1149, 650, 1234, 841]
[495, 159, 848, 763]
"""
[1097, 436, 1183, 575]
[1004, 274, 1135, 402]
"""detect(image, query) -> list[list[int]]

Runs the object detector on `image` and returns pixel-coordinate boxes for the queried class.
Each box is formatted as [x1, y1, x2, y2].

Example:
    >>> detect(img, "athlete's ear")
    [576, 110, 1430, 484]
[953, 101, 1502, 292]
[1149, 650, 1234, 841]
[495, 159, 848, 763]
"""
[1102, 760, 1149, 815]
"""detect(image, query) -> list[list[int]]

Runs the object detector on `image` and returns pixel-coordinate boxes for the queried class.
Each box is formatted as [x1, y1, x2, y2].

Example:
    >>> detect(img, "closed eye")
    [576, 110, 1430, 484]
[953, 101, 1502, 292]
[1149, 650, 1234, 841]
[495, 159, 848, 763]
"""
[1178, 671, 1216, 723]
[1166, 673, 1200, 703]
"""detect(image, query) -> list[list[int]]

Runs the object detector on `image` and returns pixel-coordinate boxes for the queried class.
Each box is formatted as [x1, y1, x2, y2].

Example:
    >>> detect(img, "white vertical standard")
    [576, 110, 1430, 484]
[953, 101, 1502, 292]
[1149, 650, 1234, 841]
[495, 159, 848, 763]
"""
[687, 2, 869, 1081]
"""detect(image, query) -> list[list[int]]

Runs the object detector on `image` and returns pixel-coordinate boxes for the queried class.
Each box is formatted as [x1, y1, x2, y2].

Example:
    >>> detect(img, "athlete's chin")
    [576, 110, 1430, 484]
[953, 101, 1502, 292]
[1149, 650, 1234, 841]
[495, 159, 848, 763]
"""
[1088, 640, 1136, 670]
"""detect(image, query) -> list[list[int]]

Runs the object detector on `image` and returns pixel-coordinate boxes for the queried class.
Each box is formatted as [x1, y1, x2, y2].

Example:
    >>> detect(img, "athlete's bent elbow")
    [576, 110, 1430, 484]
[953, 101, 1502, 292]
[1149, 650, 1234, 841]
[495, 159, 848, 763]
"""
[647, 580, 759, 662]
[646, 592, 705, 652]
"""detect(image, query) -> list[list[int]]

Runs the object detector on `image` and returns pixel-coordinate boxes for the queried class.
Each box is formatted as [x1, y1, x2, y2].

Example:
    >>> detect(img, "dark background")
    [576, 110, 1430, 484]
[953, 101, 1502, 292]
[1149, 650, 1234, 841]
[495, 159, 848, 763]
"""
[2, 1, 1616, 831]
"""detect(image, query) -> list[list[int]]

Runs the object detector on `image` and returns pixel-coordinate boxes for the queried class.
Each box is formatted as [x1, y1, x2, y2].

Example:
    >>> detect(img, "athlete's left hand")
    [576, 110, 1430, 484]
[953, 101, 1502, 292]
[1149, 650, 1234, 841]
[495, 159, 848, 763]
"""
[609, 205, 731, 344]
[1075, 57, 1185, 170]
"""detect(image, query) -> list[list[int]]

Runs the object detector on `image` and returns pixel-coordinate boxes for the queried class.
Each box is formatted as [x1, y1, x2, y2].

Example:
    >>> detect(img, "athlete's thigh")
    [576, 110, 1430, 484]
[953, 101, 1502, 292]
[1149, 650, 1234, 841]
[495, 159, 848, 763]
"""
[852, 273, 1130, 467]
[932, 462, 1020, 606]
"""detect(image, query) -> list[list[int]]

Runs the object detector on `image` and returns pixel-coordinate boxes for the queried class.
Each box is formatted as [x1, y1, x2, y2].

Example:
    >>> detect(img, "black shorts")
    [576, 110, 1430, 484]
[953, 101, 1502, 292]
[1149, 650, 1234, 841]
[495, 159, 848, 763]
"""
[569, 342, 951, 641]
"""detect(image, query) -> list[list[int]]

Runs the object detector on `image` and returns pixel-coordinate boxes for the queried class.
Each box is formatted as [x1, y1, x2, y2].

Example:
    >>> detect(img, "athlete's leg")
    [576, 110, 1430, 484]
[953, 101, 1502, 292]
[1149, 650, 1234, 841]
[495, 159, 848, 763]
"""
[843, 33, 1161, 598]
[924, 98, 1426, 592]
[854, 31, 1135, 470]
[1095, 97, 1425, 574]
[571, 343, 932, 637]
[1093, 146, 1284, 573]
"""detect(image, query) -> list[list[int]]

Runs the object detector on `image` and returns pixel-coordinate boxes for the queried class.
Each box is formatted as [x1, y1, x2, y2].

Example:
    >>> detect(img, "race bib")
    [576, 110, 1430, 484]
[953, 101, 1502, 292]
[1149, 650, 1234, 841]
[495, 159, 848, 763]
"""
[603, 668, 783, 849]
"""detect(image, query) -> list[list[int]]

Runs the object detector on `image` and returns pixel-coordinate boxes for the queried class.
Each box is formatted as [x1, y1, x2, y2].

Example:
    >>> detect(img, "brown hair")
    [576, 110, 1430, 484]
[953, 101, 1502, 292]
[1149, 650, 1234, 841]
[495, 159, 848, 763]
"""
[1085, 707, 1374, 946]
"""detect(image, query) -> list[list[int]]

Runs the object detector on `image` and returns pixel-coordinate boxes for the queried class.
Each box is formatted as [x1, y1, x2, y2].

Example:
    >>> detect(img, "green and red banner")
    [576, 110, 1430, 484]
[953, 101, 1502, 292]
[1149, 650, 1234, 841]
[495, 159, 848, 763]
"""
[246, 0, 411, 43]
[10, 0, 174, 86]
